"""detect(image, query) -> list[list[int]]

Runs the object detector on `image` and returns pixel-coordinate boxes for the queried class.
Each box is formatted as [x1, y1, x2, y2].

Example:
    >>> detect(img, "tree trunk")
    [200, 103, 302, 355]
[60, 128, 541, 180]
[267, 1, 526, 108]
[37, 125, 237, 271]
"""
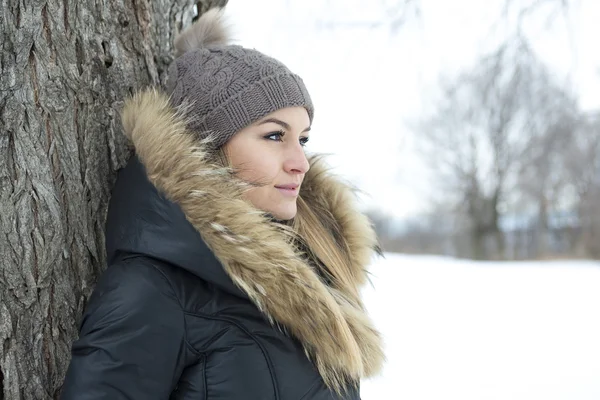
[470, 229, 486, 260]
[0, 1, 225, 398]
[535, 194, 550, 258]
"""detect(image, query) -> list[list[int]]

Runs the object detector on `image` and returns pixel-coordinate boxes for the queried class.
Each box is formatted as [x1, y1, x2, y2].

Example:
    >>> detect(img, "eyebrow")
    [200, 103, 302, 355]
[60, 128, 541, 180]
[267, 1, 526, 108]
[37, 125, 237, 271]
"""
[258, 118, 311, 133]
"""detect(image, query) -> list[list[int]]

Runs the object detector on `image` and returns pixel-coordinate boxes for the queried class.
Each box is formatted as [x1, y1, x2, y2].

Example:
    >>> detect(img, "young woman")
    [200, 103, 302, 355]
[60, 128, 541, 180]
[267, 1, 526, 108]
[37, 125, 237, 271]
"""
[61, 8, 384, 400]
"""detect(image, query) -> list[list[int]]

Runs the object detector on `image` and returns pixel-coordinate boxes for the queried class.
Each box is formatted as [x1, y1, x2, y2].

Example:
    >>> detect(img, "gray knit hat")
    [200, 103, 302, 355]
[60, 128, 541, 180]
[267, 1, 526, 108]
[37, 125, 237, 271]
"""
[165, 8, 314, 149]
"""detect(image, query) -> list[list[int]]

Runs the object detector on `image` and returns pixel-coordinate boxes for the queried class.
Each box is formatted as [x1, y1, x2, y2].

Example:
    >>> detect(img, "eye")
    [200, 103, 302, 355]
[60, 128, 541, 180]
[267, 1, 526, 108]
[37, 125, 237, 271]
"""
[264, 131, 285, 142]
[300, 136, 309, 147]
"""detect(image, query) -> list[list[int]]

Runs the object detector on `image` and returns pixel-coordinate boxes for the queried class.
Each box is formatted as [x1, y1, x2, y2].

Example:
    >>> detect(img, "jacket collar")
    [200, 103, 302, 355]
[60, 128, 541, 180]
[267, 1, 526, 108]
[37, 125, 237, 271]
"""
[121, 89, 384, 391]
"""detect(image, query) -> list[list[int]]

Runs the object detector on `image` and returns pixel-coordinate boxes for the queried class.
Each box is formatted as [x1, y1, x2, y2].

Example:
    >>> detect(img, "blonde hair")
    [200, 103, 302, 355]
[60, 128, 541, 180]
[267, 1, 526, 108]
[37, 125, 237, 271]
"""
[212, 147, 359, 299]
[291, 196, 359, 299]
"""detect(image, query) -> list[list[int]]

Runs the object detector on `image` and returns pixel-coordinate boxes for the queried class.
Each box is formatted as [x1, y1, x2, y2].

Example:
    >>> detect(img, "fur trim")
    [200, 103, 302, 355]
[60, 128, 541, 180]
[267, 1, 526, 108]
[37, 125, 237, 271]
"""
[174, 8, 229, 57]
[121, 89, 384, 392]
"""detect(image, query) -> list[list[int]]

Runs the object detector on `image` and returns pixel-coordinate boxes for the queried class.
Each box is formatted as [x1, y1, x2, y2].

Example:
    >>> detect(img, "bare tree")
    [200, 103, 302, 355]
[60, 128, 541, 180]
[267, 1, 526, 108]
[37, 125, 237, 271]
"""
[514, 64, 579, 257]
[416, 42, 568, 259]
[316, 0, 574, 33]
[314, 0, 420, 32]
[502, 0, 574, 31]
[561, 112, 600, 257]
[0, 1, 226, 398]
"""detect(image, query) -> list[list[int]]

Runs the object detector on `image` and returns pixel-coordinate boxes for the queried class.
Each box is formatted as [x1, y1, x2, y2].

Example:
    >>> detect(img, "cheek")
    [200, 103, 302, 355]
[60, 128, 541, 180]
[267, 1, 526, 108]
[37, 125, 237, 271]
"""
[239, 160, 281, 210]
[225, 137, 280, 188]
[246, 185, 275, 207]
[235, 156, 279, 184]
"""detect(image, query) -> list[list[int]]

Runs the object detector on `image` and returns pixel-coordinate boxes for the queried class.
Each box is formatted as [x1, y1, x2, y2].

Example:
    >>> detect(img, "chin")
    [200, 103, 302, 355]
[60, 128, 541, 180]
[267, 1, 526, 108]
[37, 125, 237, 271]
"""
[269, 205, 297, 221]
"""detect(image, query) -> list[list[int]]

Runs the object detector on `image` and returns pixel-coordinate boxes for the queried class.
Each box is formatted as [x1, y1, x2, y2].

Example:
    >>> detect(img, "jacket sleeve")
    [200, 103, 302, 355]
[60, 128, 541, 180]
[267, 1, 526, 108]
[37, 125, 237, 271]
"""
[61, 260, 187, 400]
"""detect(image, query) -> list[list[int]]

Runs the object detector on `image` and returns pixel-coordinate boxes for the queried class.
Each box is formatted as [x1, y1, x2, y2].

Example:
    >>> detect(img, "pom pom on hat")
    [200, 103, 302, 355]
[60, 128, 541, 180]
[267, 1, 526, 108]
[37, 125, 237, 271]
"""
[174, 8, 230, 56]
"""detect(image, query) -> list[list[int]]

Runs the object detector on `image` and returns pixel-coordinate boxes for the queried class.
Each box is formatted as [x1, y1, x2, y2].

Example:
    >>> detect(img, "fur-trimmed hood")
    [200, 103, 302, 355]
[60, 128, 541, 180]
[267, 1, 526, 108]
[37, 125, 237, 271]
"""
[113, 89, 384, 391]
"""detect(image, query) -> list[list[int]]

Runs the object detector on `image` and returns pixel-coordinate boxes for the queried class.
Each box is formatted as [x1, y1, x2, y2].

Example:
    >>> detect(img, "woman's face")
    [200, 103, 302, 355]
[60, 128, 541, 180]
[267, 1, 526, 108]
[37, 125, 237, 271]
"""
[223, 107, 311, 220]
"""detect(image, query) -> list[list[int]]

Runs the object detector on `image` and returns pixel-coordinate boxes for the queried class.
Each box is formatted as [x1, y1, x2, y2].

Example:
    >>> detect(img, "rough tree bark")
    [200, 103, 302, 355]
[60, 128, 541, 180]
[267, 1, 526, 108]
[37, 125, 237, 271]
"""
[0, 0, 226, 398]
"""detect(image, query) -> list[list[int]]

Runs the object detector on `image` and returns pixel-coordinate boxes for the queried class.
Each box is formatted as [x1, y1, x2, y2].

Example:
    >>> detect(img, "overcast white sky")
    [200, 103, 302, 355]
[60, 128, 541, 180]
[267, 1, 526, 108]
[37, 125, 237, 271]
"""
[224, 0, 600, 219]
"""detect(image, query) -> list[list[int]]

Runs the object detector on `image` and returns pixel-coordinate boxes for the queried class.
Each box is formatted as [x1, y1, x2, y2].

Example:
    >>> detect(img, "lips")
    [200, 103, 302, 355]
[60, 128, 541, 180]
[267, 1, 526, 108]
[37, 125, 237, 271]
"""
[275, 184, 300, 197]
[275, 184, 299, 190]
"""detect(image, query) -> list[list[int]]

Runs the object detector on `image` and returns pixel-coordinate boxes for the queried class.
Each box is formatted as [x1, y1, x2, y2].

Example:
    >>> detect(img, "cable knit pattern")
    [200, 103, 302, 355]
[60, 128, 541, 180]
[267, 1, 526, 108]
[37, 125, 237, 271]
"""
[165, 42, 313, 148]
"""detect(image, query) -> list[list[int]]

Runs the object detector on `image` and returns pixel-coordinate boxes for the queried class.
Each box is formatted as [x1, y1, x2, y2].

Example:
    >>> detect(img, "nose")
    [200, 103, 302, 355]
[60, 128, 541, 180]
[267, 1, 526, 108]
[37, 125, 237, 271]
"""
[283, 142, 310, 175]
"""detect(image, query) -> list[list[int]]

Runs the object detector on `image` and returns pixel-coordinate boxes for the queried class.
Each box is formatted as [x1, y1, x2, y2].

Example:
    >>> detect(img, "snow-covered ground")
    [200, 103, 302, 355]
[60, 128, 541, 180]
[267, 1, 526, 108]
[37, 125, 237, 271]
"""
[360, 254, 600, 400]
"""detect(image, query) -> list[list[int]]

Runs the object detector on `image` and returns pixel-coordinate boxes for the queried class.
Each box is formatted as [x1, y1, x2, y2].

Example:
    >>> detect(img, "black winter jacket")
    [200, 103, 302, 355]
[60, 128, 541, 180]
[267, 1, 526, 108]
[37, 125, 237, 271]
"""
[61, 90, 383, 400]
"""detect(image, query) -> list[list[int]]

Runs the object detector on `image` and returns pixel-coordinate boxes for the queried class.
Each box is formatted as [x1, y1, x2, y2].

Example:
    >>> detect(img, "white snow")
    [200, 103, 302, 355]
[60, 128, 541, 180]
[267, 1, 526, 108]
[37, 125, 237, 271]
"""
[360, 254, 600, 400]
